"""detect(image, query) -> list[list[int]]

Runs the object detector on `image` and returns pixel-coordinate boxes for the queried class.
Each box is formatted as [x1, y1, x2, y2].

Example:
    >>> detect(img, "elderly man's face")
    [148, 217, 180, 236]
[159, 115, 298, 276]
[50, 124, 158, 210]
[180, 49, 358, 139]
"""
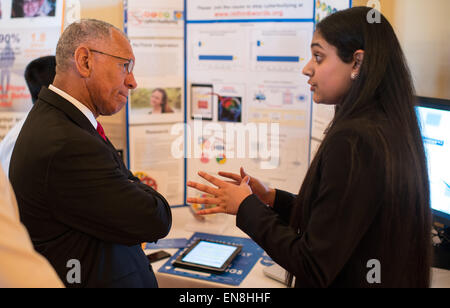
[87, 29, 137, 116]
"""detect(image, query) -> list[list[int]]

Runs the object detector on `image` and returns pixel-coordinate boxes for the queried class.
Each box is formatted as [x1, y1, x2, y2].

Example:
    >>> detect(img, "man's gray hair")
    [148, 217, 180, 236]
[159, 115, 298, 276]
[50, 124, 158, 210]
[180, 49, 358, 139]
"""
[56, 19, 125, 72]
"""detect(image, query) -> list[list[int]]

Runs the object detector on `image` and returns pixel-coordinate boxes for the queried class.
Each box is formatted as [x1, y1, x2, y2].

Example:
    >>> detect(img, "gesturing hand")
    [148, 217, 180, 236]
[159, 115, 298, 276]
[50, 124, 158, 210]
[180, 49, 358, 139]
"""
[218, 167, 276, 207]
[186, 171, 253, 216]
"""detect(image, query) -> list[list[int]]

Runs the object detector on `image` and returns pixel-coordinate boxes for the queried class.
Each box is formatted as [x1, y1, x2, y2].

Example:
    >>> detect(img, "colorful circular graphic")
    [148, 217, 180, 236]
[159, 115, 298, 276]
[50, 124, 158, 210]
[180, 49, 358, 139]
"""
[134, 171, 158, 191]
[216, 153, 227, 165]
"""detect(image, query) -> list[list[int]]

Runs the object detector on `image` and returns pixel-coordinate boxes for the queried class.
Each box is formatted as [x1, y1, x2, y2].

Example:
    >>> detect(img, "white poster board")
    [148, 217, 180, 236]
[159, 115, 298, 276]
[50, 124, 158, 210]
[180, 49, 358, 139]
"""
[126, 0, 185, 206]
[185, 0, 315, 200]
[126, 0, 351, 206]
[0, 0, 64, 140]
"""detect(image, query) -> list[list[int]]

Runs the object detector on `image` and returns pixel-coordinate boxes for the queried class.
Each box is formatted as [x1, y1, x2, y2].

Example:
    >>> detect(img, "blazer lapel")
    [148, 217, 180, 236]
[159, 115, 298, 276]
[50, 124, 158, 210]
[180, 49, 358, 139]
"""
[37, 87, 99, 139]
[39, 87, 123, 166]
[37, 87, 125, 168]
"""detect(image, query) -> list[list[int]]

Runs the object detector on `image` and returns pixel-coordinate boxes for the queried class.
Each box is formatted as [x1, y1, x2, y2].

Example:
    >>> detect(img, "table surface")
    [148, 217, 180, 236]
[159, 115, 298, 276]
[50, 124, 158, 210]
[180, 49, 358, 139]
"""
[147, 207, 450, 288]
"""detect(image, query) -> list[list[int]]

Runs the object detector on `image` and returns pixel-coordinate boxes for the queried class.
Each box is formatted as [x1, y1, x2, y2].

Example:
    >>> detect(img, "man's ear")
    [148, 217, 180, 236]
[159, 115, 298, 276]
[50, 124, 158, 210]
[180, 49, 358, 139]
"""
[74, 46, 92, 78]
[352, 50, 364, 74]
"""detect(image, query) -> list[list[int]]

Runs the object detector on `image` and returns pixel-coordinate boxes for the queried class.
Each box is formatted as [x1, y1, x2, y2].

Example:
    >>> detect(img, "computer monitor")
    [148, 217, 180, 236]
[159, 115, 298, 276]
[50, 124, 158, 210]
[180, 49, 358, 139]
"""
[415, 96, 450, 228]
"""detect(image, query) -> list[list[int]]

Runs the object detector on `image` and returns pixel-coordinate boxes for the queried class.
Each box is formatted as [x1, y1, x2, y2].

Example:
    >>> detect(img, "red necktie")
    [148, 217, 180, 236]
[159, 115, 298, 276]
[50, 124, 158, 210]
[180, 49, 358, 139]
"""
[96, 121, 107, 141]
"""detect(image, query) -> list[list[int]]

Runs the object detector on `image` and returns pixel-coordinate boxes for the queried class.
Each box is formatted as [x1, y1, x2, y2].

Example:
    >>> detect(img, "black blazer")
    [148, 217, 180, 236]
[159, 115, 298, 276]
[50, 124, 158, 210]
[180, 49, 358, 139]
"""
[10, 87, 172, 288]
[236, 119, 427, 287]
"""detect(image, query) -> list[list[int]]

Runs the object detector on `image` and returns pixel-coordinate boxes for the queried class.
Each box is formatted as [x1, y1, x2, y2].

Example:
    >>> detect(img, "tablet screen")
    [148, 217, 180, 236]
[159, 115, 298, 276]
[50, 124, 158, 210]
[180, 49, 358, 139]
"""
[181, 240, 239, 269]
[191, 84, 213, 120]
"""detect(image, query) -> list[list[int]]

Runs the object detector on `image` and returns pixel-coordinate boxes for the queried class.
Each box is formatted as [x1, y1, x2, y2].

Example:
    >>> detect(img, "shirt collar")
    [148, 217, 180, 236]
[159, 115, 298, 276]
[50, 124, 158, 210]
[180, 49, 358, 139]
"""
[48, 84, 97, 129]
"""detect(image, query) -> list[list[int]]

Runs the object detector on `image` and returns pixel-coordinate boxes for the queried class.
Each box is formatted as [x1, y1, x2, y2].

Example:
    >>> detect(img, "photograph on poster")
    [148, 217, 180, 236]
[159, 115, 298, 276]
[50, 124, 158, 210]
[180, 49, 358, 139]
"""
[149, 88, 175, 114]
[0, 0, 63, 112]
[130, 87, 181, 116]
[11, 0, 56, 18]
[190, 83, 213, 120]
[218, 96, 242, 123]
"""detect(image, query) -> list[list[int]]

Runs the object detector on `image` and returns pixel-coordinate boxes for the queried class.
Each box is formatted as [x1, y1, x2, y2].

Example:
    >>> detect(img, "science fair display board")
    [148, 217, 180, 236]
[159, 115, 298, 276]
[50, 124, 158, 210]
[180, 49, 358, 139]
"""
[0, 0, 64, 141]
[185, 0, 314, 205]
[126, 0, 186, 206]
[126, 0, 351, 207]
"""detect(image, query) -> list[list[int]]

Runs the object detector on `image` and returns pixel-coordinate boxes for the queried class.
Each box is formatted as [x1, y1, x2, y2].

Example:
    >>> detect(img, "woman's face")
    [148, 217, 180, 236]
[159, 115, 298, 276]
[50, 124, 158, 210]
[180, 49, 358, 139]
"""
[23, 0, 43, 17]
[302, 31, 354, 105]
[150, 90, 163, 107]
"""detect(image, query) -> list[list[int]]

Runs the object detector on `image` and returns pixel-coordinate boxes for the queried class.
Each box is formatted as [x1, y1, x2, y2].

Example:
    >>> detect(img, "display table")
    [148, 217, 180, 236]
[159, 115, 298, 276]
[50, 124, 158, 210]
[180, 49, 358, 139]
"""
[146, 207, 285, 288]
[431, 268, 450, 288]
[147, 207, 450, 288]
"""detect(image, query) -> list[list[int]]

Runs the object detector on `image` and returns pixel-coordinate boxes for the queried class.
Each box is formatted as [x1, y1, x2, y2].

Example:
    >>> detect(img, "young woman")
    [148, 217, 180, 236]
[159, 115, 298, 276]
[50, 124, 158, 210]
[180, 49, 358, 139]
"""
[187, 7, 432, 287]
[149, 88, 174, 114]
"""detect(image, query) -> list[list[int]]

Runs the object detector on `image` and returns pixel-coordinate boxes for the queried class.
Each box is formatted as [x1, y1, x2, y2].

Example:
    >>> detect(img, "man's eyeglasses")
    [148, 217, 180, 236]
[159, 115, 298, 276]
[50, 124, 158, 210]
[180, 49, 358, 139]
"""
[89, 49, 135, 74]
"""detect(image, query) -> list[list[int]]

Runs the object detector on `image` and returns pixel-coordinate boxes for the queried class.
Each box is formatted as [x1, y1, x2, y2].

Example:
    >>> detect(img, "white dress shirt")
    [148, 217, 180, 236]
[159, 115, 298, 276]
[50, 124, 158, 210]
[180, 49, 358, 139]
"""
[49, 84, 97, 129]
[0, 116, 27, 178]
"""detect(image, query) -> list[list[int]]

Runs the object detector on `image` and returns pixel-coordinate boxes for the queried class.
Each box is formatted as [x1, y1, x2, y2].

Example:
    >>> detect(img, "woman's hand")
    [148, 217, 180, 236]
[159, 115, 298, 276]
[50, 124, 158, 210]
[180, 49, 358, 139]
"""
[186, 171, 253, 215]
[218, 167, 276, 207]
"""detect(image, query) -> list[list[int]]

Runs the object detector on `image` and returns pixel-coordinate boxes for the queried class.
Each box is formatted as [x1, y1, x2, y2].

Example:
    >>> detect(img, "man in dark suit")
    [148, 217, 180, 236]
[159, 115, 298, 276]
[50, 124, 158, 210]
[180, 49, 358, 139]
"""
[9, 19, 172, 288]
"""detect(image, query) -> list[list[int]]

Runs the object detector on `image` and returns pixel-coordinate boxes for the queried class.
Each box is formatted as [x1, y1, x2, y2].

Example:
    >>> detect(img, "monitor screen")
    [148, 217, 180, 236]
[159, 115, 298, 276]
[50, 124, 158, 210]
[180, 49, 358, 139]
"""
[415, 97, 450, 226]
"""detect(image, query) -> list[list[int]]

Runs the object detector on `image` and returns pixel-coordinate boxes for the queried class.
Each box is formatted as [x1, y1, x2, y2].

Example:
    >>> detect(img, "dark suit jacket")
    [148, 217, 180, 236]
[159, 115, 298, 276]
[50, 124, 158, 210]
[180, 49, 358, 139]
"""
[10, 87, 172, 288]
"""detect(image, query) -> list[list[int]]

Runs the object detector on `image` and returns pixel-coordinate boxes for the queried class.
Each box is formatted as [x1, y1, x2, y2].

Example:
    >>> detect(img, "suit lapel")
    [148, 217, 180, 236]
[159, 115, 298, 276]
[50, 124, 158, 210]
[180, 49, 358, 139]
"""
[37, 87, 99, 140]
[37, 87, 126, 169]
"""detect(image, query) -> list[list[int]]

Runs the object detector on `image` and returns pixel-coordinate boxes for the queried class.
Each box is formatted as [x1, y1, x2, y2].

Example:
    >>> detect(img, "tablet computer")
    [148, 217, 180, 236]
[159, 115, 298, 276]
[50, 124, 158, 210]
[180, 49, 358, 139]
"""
[191, 84, 213, 121]
[173, 239, 242, 273]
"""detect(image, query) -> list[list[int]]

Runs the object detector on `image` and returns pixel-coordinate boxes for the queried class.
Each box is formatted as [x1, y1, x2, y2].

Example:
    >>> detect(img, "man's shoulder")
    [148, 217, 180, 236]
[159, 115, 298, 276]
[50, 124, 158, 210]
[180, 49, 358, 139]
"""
[23, 102, 70, 138]
[16, 101, 97, 158]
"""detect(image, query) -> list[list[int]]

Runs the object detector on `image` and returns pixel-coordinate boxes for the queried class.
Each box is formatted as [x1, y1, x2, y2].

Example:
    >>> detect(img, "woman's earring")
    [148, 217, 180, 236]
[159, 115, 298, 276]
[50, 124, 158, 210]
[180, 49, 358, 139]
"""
[351, 72, 358, 80]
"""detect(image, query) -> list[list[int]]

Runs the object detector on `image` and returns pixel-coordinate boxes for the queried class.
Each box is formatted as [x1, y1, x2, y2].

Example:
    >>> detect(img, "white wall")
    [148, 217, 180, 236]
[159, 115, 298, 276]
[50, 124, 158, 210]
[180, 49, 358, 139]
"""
[392, 0, 450, 100]
[79, 0, 123, 28]
[355, 0, 450, 100]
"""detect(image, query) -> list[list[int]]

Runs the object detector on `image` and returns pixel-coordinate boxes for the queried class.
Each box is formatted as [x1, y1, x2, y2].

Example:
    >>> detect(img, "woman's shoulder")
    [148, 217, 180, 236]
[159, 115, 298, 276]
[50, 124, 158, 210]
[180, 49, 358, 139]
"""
[329, 114, 391, 144]
[322, 114, 394, 164]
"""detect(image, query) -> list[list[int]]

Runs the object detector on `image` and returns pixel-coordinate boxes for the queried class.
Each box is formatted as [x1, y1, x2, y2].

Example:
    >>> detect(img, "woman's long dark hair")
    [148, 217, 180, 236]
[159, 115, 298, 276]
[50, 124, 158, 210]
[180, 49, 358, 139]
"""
[153, 88, 169, 113]
[288, 7, 431, 287]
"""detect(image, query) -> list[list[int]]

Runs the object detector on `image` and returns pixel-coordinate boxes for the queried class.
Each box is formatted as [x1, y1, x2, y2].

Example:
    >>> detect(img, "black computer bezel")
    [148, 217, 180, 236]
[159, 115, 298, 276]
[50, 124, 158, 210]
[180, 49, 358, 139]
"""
[173, 239, 242, 274]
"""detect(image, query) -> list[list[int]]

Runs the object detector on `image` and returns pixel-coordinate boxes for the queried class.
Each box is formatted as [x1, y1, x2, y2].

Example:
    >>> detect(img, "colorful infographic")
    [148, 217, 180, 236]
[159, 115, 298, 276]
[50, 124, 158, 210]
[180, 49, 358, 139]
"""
[125, 0, 351, 206]
[186, 1, 315, 197]
[0, 0, 64, 141]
